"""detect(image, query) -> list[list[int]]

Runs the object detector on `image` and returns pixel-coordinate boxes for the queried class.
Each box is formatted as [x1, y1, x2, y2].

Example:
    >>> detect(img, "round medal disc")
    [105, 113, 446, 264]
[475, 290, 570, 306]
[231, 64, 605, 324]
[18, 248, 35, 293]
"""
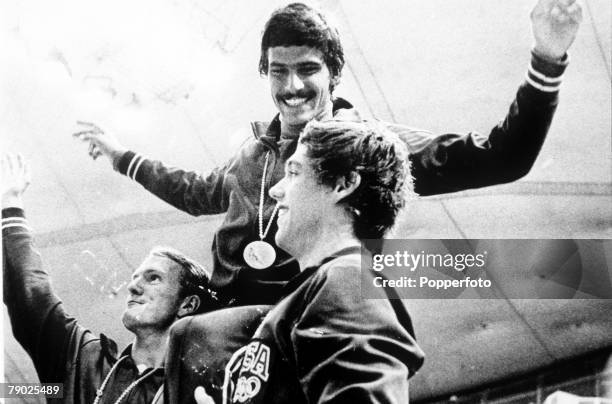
[243, 240, 276, 269]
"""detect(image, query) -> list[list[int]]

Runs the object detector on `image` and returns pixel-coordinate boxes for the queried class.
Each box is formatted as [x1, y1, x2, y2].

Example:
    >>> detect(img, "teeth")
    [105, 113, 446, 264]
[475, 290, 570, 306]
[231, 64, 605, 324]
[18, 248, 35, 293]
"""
[284, 97, 307, 107]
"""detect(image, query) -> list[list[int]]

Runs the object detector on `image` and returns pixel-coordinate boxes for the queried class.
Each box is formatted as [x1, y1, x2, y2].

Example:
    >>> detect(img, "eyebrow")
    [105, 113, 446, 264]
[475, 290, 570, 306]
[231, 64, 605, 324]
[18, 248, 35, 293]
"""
[269, 61, 322, 69]
[132, 268, 165, 279]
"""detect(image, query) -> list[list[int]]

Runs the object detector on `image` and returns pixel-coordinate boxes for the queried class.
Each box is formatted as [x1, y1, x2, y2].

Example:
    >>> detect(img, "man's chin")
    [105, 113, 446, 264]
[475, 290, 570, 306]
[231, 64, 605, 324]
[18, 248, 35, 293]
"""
[280, 109, 314, 127]
[121, 311, 135, 331]
[121, 306, 142, 328]
[275, 233, 293, 257]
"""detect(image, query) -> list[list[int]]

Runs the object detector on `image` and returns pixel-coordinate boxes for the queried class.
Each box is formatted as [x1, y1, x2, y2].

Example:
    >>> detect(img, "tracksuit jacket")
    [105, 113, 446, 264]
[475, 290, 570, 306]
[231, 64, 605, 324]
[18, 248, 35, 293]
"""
[119, 52, 566, 306]
[163, 249, 424, 404]
[220, 246, 425, 403]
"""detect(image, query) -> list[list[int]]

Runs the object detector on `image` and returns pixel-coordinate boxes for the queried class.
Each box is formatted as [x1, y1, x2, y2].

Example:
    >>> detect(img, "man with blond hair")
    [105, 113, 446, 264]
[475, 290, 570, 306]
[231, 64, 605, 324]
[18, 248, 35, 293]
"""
[2, 153, 219, 403]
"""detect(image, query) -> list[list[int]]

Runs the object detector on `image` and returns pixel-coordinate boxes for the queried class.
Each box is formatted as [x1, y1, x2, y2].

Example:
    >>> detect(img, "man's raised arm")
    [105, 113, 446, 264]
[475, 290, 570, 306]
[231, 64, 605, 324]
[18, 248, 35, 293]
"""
[2, 153, 93, 382]
[407, 0, 582, 196]
[73, 121, 229, 215]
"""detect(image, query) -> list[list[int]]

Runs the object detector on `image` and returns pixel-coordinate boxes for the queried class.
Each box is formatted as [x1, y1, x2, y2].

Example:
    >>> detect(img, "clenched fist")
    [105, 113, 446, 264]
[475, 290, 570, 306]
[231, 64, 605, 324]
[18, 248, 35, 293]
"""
[531, 0, 583, 60]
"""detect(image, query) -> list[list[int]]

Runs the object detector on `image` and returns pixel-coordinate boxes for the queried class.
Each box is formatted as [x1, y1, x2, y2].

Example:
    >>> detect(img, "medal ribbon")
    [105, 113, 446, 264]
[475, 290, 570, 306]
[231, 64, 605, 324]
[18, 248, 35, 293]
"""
[258, 152, 279, 240]
[93, 356, 157, 404]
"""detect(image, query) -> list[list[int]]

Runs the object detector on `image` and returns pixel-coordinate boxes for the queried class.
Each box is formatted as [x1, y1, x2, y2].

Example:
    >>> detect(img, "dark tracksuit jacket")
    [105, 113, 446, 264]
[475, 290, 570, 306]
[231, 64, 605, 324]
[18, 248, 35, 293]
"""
[220, 247, 425, 403]
[114, 52, 568, 305]
[2, 209, 164, 404]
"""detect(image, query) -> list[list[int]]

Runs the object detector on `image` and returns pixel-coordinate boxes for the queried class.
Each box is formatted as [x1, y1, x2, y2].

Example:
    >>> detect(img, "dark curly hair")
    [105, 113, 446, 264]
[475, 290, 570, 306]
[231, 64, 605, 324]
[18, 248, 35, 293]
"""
[259, 3, 344, 91]
[150, 247, 221, 314]
[299, 120, 414, 239]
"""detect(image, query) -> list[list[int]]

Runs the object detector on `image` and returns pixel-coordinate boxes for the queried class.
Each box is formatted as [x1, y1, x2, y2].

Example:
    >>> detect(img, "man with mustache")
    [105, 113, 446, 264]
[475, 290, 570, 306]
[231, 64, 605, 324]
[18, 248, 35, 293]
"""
[75, 0, 582, 306]
[2, 153, 219, 403]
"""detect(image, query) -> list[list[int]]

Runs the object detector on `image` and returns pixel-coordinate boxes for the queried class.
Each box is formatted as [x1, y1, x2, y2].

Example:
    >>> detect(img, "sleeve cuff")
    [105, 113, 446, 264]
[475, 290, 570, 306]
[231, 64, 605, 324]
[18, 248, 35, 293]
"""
[117, 151, 146, 181]
[2, 208, 31, 232]
[525, 50, 569, 93]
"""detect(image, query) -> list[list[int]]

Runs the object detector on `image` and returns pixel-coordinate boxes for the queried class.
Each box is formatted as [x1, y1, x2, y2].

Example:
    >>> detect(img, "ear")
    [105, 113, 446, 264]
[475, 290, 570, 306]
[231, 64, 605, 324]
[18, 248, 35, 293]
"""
[332, 171, 361, 203]
[177, 295, 201, 318]
[330, 74, 340, 91]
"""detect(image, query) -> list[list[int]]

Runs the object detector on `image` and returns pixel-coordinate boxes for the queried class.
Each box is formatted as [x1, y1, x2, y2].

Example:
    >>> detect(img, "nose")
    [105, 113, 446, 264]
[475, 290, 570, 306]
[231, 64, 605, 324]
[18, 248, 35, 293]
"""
[269, 179, 284, 202]
[287, 71, 304, 93]
[127, 275, 143, 295]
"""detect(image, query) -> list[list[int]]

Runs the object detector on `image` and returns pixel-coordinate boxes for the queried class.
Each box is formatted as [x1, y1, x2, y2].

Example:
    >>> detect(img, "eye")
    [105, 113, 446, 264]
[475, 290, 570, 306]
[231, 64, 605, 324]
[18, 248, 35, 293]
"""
[148, 273, 162, 282]
[298, 66, 320, 76]
[270, 68, 286, 77]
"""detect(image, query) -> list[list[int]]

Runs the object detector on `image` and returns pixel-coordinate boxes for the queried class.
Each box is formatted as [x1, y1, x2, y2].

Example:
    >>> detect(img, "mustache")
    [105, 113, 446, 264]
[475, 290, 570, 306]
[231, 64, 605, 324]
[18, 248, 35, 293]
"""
[278, 90, 315, 100]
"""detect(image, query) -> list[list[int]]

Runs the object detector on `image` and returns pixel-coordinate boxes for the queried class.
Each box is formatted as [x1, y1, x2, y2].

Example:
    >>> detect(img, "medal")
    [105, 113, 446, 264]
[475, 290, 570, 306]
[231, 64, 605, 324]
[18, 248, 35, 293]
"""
[244, 152, 279, 269]
[243, 240, 276, 269]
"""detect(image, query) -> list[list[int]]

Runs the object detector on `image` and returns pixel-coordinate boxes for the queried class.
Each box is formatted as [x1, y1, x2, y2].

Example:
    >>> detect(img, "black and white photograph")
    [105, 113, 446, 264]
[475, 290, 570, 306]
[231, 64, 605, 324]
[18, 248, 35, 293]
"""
[1, 0, 611, 403]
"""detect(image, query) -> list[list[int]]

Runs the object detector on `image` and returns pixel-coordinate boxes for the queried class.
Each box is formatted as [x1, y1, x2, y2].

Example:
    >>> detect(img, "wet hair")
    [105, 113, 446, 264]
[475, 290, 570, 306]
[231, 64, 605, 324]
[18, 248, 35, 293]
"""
[259, 2, 344, 89]
[150, 247, 220, 314]
[299, 120, 414, 239]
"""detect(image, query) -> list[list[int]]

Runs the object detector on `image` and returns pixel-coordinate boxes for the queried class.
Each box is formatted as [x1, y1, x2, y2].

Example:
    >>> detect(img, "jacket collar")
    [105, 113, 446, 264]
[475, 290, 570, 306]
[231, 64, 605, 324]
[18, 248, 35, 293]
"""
[116, 343, 165, 372]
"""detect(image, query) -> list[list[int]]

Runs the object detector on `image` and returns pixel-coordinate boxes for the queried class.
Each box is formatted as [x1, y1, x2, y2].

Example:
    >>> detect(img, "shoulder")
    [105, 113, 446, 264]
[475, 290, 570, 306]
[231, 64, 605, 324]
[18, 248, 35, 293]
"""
[381, 122, 438, 154]
[170, 305, 271, 347]
[317, 254, 362, 283]
[73, 329, 117, 371]
[303, 254, 361, 291]
[229, 124, 262, 153]
[302, 254, 367, 314]
[222, 126, 268, 168]
[297, 254, 413, 339]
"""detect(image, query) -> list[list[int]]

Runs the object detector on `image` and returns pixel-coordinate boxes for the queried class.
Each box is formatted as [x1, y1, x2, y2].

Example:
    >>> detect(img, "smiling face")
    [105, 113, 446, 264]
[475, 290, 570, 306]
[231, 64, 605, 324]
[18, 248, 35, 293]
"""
[269, 143, 336, 259]
[268, 46, 335, 131]
[121, 254, 184, 333]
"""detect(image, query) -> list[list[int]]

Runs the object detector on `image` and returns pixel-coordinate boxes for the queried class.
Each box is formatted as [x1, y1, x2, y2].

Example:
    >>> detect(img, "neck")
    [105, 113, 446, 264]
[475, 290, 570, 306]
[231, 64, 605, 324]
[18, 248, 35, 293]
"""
[280, 120, 306, 138]
[130, 329, 169, 369]
[296, 220, 359, 270]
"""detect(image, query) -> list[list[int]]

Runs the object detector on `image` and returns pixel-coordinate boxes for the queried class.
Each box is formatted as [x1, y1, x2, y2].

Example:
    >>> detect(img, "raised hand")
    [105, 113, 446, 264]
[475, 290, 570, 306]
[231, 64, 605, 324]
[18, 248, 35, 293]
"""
[531, 0, 583, 60]
[73, 121, 127, 166]
[1, 153, 31, 209]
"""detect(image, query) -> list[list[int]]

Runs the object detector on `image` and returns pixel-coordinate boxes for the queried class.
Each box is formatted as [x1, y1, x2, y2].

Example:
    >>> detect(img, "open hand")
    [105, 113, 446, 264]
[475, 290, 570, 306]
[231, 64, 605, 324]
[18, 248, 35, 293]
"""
[73, 121, 127, 166]
[1, 153, 31, 209]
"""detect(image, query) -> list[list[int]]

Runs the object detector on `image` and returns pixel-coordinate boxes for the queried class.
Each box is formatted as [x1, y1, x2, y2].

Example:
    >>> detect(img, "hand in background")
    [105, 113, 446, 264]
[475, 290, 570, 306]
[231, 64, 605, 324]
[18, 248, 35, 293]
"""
[1, 153, 31, 209]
